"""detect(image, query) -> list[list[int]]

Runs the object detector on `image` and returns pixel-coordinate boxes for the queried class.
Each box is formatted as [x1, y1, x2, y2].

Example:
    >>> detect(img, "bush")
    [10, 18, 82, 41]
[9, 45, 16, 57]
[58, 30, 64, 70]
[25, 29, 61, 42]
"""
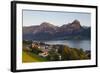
[47, 49, 60, 61]
[31, 47, 42, 54]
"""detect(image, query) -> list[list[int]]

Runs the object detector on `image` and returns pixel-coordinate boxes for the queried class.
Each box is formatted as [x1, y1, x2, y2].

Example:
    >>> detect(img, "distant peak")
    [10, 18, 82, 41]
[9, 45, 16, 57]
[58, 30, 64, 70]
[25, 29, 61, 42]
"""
[72, 19, 80, 24]
[40, 22, 55, 27]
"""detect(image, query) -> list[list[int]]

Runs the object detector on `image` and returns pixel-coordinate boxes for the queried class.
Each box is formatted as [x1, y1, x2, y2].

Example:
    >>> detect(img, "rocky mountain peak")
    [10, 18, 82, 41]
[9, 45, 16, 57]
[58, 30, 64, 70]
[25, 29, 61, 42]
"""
[60, 20, 81, 30]
[40, 22, 56, 28]
[71, 20, 81, 28]
[65, 19, 81, 30]
[72, 20, 80, 24]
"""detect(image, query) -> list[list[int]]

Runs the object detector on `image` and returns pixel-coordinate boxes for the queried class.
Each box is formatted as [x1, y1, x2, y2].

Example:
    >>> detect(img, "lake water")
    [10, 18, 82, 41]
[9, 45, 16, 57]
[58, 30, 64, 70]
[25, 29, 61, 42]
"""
[44, 40, 91, 51]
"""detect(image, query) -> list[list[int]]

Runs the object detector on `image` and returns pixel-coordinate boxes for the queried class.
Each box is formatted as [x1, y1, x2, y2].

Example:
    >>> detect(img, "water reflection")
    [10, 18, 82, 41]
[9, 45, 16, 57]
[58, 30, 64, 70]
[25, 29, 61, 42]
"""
[45, 40, 91, 50]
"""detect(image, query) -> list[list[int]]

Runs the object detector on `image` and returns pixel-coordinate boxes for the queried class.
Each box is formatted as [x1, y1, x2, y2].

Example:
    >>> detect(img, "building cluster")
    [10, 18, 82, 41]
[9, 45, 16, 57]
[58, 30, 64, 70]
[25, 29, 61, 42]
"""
[31, 41, 64, 60]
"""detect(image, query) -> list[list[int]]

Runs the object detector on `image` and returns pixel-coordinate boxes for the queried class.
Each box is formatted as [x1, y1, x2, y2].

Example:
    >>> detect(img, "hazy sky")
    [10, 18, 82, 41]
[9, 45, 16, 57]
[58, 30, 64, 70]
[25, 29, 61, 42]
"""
[23, 10, 91, 27]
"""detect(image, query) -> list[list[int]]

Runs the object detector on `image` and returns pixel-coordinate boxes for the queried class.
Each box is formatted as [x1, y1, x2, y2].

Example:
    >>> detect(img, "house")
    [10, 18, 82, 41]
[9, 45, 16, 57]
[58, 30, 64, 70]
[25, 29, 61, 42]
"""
[31, 42, 40, 49]
[39, 49, 49, 57]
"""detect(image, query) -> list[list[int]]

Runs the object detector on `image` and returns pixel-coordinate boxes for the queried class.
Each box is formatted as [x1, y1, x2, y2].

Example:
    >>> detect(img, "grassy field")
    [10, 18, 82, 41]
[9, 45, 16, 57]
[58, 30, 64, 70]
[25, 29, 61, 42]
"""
[22, 51, 48, 63]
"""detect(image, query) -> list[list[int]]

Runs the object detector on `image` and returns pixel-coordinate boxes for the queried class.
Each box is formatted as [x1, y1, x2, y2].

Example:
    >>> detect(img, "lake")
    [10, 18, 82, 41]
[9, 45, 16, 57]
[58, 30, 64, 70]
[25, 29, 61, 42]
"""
[44, 40, 91, 51]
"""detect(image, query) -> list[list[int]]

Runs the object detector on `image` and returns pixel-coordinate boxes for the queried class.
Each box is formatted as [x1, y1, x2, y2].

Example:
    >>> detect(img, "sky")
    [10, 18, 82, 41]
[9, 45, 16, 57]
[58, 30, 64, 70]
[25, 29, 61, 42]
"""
[23, 10, 91, 27]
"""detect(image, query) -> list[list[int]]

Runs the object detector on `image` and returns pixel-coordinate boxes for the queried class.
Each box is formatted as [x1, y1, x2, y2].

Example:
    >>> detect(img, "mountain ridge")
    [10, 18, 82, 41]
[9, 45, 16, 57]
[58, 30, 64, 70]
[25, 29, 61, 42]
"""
[23, 20, 91, 40]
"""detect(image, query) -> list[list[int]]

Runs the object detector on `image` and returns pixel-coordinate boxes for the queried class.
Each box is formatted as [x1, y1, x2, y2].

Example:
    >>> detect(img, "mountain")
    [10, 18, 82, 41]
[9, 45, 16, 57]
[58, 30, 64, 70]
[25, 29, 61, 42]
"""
[23, 20, 91, 40]
[59, 20, 82, 32]
[23, 22, 58, 34]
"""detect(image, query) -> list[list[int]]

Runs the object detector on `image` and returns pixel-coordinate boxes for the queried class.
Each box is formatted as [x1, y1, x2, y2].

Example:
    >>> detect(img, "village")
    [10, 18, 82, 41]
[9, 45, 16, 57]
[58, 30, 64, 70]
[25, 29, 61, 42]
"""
[23, 40, 91, 62]
[23, 40, 65, 61]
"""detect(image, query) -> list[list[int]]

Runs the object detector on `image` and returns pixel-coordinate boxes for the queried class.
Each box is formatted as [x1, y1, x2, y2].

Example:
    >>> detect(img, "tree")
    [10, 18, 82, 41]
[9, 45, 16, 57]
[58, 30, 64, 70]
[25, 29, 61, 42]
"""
[31, 47, 42, 54]
[47, 49, 60, 61]
[61, 46, 72, 60]
[60, 46, 89, 60]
